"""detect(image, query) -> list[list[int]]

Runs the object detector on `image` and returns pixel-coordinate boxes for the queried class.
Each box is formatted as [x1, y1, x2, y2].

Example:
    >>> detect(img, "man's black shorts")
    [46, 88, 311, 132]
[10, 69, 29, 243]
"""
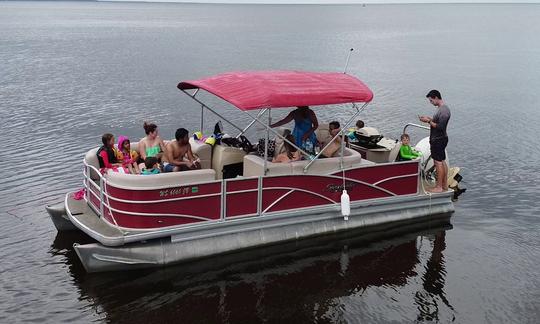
[430, 137, 448, 161]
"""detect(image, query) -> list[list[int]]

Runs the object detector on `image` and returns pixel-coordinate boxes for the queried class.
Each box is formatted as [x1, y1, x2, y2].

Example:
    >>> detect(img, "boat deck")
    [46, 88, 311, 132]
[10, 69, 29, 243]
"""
[66, 196, 126, 245]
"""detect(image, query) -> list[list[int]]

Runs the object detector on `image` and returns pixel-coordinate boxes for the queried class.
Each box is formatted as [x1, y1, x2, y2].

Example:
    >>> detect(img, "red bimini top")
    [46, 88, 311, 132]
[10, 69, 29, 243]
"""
[177, 70, 373, 111]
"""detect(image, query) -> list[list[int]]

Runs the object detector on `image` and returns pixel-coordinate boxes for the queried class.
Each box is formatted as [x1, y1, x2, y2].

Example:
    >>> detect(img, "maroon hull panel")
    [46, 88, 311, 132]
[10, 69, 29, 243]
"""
[93, 162, 419, 229]
[227, 191, 258, 217]
[106, 182, 222, 201]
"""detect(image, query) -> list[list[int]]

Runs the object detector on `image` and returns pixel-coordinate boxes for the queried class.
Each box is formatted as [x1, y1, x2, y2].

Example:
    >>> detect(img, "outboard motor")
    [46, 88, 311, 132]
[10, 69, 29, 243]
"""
[414, 136, 465, 199]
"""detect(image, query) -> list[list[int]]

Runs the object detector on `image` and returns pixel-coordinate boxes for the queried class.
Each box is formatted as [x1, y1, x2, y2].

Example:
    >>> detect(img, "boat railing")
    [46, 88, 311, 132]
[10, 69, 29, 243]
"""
[81, 155, 420, 231]
[80, 156, 310, 226]
[403, 123, 430, 134]
[82, 159, 107, 219]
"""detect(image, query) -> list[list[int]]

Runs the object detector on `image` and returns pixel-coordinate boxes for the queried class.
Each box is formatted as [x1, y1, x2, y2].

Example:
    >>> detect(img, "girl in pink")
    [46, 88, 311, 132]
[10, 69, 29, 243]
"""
[117, 135, 141, 174]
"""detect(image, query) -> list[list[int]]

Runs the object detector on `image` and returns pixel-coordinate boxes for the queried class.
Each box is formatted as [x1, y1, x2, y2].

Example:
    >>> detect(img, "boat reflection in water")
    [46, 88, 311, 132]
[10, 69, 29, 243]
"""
[50, 215, 454, 323]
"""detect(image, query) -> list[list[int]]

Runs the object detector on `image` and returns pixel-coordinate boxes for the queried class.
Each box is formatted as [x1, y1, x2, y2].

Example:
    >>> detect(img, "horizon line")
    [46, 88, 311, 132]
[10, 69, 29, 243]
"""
[97, 0, 540, 4]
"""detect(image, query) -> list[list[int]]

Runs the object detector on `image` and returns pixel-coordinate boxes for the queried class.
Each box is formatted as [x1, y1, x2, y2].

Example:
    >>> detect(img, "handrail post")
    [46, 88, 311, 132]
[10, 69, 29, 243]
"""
[263, 109, 270, 175]
[99, 176, 104, 218]
[221, 180, 226, 221]
[340, 129, 345, 170]
[257, 176, 262, 216]
[84, 163, 89, 200]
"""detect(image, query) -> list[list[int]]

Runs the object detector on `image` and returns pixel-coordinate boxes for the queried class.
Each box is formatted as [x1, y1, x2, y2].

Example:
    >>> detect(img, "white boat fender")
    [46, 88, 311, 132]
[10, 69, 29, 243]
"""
[341, 189, 350, 220]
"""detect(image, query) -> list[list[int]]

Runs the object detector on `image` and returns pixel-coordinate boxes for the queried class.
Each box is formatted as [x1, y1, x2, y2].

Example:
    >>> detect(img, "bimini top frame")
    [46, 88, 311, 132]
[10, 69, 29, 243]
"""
[177, 70, 374, 173]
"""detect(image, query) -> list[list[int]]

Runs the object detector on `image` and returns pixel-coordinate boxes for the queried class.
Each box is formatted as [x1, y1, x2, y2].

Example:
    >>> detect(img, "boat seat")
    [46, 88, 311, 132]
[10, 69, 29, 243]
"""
[85, 147, 102, 180]
[243, 147, 364, 177]
[315, 123, 332, 145]
[105, 168, 216, 188]
[291, 148, 363, 175]
[387, 142, 402, 162]
[243, 154, 293, 177]
[188, 138, 212, 169]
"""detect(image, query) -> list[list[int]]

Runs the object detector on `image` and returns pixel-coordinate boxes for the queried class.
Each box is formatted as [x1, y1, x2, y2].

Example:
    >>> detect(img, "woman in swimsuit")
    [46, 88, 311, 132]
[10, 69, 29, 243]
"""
[270, 106, 318, 153]
[272, 133, 301, 163]
[138, 122, 167, 163]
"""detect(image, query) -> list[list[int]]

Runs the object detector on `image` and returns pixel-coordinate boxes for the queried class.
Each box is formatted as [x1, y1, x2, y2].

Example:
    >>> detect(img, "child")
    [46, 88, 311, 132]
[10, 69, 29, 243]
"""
[399, 133, 422, 160]
[141, 156, 160, 175]
[347, 120, 365, 141]
[117, 135, 140, 174]
[96, 133, 123, 173]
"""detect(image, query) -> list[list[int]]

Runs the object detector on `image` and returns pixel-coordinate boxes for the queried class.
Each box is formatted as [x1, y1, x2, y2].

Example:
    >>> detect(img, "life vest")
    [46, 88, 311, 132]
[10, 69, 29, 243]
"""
[96, 146, 118, 168]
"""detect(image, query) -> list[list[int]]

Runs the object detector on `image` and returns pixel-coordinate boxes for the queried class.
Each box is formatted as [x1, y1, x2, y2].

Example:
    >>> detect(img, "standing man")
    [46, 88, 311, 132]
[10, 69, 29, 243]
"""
[419, 90, 451, 193]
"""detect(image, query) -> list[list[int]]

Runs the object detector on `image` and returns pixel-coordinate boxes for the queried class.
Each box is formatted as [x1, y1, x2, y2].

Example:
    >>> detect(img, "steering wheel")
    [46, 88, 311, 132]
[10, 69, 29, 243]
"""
[239, 135, 253, 153]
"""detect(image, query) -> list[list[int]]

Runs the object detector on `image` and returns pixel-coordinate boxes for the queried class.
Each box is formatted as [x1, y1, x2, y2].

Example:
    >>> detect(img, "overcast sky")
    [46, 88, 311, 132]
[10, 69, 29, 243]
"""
[108, 0, 540, 3]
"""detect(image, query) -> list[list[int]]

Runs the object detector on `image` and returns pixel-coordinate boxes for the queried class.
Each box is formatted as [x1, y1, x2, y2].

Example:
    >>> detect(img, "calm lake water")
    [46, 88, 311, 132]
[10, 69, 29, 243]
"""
[1, 1, 539, 323]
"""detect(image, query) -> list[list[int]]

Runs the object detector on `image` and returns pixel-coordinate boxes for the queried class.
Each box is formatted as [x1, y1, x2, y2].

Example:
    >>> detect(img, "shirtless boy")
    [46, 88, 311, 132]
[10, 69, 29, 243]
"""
[163, 128, 201, 172]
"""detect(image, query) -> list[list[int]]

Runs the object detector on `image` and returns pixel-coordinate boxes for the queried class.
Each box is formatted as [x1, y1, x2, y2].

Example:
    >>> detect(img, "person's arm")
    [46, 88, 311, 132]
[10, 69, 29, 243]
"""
[186, 144, 196, 163]
[270, 111, 294, 128]
[130, 150, 139, 163]
[322, 141, 340, 158]
[421, 115, 441, 129]
[99, 150, 113, 168]
[115, 149, 124, 163]
[158, 137, 167, 154]
[419, 115, 430, 123]
[272, 153, 286, 163]
[426, 117, 437, 129]
[301, 109, 319, 142]
[429, 113, 449, 131]
[292, 150, 302, 161]
[168, 145, 194, 167]
[139, 139, 147, 160]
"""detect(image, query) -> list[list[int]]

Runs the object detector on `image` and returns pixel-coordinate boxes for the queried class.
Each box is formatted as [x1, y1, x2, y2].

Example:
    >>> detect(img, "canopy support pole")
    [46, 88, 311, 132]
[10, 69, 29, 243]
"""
[236, 108, 268, 139]
[241, 110, 310, 159]
[200, 104, 204, 132]
[180, 89, 244, 133]
[303, 102, 368, 172]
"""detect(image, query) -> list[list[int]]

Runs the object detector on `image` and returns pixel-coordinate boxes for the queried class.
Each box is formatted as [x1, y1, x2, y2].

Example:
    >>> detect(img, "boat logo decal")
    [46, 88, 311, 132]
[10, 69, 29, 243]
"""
[326, 182, 356, 193]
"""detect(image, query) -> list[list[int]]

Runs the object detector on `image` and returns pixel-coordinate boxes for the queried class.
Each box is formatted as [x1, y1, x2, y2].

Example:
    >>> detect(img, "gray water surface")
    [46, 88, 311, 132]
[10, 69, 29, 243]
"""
[1, 2, 539, 323]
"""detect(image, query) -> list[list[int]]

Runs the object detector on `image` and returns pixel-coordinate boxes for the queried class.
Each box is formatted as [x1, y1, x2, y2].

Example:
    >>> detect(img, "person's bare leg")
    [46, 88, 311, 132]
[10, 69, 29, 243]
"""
[429, 160, 444, 193]
[442, 161, 449, 190]
[127, 164, 135, 174]
[133, 163, 141, 174]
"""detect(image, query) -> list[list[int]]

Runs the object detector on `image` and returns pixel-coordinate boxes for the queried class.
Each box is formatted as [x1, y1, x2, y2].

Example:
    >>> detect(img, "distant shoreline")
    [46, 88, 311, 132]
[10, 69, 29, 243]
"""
[99, 0, 540, 4]
[5, 0, 538, 5]
[98, 0, 540, 4]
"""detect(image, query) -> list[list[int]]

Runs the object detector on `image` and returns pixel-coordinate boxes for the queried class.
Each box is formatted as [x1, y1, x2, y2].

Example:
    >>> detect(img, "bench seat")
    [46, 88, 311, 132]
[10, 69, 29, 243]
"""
[105, 168, 216, 188]
[243, 147, 367, 177]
